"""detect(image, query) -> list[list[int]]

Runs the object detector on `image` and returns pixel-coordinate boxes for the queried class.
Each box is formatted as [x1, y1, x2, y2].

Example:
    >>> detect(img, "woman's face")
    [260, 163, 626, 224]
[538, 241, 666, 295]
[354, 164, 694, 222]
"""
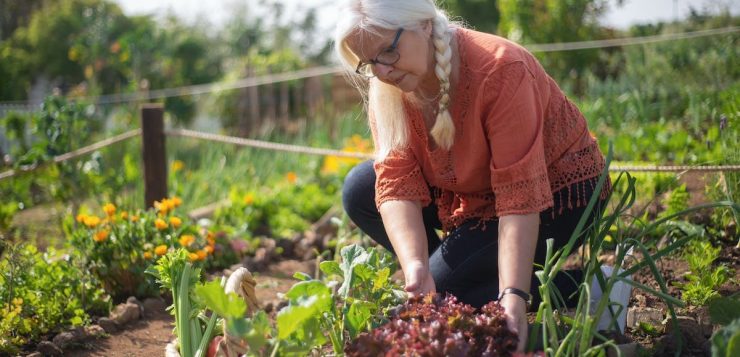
[346, 23, 434, 92]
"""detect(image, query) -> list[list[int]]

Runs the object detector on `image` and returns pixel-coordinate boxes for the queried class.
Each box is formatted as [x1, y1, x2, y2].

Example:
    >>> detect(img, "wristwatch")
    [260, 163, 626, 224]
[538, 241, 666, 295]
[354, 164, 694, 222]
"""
[498, 287, 533, 308]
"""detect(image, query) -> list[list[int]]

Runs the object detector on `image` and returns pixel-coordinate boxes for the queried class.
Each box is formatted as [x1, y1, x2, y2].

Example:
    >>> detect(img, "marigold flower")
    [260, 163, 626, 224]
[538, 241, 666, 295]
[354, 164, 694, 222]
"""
[143, 251, 153, 260]
[204, 245, 214, 254]
[155, 199, 171, 215]
[154, 245, 168, 256]
[131, 215, 140, 222]
[84, 215, 101, 228]
[76, 213, 87, 223]
[169, 216, 182, 229]
[171, 160, 185, 173]
[120, 211, 129, 220]
[286, 171, 298, 184]
[103, 203, 116, 217]
[188, 253, 200, 262]
[94, 230, 109, 242]
[171, 196, 182, 207]
[154, 218, 168, 230]
[165, 199, 176, 212]
[179, 234, 195, 247]
[196, 250, 207, 261]
[243, 193, 254, 205]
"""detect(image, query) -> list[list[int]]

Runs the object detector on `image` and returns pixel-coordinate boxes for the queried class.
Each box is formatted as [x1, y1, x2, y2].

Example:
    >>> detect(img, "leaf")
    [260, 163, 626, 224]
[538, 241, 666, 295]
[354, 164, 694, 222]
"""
[712, 318, 740, 357]
[373, 267, 391, 293]
[227, 311, 270, 351]
[293, 272, 312, 281]
[277, 281, 333, 339]
[194, 280, 246, 319]
[709, 296, 740, 326]
[345, 300, 375, 339]
[338, 244, 369, 297]
[320, 261, 342, 277]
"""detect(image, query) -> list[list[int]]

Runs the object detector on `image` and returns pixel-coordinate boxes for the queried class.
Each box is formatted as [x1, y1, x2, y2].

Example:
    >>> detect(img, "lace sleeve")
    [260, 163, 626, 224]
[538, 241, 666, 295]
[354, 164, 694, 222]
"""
[483, 61, 553, 216]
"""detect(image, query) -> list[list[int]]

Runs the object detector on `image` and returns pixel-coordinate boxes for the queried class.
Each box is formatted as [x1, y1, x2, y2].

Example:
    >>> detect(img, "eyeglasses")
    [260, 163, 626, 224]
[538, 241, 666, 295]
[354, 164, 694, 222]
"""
[355, 28, 404, 78]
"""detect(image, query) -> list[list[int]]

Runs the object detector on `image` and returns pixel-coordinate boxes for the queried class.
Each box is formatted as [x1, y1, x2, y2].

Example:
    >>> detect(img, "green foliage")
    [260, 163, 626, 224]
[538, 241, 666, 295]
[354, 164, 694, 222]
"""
[444, 0, 501, 33]
[709, 295, 740, 326]
[678, 239, 732, 306]
[712, 318, 740, 357]
[0, 243, 110, 354]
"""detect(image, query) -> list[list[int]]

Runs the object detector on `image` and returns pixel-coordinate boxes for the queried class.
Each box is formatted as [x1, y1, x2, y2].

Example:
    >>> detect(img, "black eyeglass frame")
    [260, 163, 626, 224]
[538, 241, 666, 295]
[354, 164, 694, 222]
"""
[355, 28, 404, 77]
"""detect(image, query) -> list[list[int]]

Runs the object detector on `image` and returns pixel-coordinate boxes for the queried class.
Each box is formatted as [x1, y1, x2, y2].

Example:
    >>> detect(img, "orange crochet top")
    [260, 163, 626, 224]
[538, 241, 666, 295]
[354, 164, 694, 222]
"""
[370, 28, 609, 232]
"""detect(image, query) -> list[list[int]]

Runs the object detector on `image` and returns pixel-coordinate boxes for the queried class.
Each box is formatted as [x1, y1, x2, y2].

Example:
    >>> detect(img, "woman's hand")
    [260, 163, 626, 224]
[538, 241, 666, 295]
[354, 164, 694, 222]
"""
[403, 261, 436, 297]
[500, 292, 529, 352]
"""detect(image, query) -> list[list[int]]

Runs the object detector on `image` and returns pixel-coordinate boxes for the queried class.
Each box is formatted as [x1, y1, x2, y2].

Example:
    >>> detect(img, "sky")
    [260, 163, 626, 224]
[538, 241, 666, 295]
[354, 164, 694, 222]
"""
[113, 0, 739, 31]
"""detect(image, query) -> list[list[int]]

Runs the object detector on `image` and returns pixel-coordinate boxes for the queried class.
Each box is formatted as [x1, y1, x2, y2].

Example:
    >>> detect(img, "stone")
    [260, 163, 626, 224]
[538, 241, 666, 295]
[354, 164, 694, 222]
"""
[143, 297, 168, 316]
[664, 316, 706, 349]
[626, 307, 664, 329]
[127, 296, 145, 316]
[27, 352, 43, 357]
[98, 317, 119, 333]
[36, 341, 63, 356]
[52, 332, 77, 349]
[607, 343, 638, 357]
[84, 324, 106, 338]
[110, 302, 140, 326]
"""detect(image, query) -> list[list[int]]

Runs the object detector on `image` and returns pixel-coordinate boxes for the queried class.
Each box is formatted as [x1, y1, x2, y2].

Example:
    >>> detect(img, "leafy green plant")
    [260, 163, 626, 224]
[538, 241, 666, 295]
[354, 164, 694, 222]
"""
[712, 318, 740, 357]
[678, 239, 732, 306]
[0, 243, 110, 354]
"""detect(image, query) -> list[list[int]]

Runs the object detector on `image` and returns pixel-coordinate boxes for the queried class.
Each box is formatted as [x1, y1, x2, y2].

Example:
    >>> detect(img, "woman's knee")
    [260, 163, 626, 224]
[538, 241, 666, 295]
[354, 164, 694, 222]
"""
[341, 160, 376, 219]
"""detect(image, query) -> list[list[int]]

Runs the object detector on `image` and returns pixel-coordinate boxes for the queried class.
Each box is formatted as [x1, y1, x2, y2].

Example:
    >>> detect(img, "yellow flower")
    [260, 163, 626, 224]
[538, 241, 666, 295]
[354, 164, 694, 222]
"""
[204, 245, 214, 255]
[131, 215, 140, 222]
[103, 203, 116, 217]
[154, 245, 168, 256]
[169, 216, 182, 229]
[83, 215, 101, 228]
[243, 194, 254, 205]
[143, 251, 153, 260]
[155, 199, 171, 215]
[286, 172, 298, 184]
[321, 156, 341, 174]
[154, 218, 168, 230]
[171, 160, 185, 173]
[12, 298, 23, 307]
[196, 250, 207, 261]
[604, 235, 613, 243]
[171, 196, 182, 207]
[188, 253, 200, 262]
[76, 213, 87, 223]
[179, 234, 195, 247]
[120, 211, 129, 220]
[94, 230, 109, 242]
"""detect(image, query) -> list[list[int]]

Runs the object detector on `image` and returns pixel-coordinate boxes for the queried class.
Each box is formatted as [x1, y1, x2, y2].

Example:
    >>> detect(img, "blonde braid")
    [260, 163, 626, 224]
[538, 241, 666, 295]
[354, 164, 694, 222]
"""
[430, 14, 455, 149]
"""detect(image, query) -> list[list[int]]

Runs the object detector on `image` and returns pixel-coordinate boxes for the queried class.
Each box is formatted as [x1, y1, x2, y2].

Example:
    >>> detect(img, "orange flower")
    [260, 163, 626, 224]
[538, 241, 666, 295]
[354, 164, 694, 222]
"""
[154, 245, 168, 256]
[179, 234, 195, 247]
[196, 250, 207, 261]
[94, 230, 109, 242]
[76, 213, 87, 223]
[143, 251, 153, 260]
[103, 203, 116, 217]
[131, 215, 140, 222]
[155, 199, 172, 215]
[154, 218, 168, 230]
[188, 253, 200, 262]
[120, 211, 129, 220]
[286, 172, 297, 184]
[83, 215, 101, 228]
[171, 196, 182, 207]
[243, 194, 254, 205]
[169, 216, 182, 229]
[204, 245, 214, 255]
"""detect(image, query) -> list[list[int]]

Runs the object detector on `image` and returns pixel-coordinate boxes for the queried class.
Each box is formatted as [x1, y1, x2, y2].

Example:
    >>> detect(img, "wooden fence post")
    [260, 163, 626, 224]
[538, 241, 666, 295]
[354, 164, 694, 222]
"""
[141, 104, 168, 209]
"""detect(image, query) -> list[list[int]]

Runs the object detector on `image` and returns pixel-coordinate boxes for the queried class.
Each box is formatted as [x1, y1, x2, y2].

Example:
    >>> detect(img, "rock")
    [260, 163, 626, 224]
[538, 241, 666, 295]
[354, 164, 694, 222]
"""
[27, 352, 43, 357]
[143, 297, 168, 316]
[626, 307, 664, 329]
[36, 341, 63, 356]
[664, 316, 706, 349]
[607, 343, 637, 357]
[126, 296, 145, 316]
[84, 324, 106, 338]
[98, 317, 119, 333]
[52, 332, 77, 349]
[110, 302, 141, 326]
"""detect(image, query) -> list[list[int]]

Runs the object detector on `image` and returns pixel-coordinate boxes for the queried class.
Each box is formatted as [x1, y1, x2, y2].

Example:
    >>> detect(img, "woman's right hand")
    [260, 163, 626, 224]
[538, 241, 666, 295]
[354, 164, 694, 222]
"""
[403, 261, 436, 297]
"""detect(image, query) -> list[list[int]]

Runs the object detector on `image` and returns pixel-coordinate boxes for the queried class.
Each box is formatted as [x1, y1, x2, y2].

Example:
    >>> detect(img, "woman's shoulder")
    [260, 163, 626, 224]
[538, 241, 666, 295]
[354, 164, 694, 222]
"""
[457, 27, 536, 74]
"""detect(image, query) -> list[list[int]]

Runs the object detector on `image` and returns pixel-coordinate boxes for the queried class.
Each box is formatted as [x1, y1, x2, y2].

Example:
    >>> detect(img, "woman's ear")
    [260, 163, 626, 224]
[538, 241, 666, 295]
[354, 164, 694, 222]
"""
[422, 19, 433, 37]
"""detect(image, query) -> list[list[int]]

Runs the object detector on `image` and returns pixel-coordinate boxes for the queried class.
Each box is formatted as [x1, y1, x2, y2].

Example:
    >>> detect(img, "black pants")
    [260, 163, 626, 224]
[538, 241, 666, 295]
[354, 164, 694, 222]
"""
[342, 160, 606, 309]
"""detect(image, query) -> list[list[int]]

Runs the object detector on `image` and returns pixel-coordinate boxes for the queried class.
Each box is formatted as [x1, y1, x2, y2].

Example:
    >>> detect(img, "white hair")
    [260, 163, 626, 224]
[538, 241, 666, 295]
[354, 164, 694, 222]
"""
[334, 0, 456, 160]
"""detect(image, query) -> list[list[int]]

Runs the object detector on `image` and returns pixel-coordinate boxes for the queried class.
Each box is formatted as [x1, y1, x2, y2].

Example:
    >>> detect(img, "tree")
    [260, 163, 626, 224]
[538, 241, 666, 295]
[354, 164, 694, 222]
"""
[444, 0, 501, 34]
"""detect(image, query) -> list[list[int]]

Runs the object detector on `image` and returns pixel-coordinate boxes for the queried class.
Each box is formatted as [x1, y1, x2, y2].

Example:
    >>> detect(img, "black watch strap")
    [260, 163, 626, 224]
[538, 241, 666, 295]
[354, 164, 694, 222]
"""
[498, 287, 533, 308]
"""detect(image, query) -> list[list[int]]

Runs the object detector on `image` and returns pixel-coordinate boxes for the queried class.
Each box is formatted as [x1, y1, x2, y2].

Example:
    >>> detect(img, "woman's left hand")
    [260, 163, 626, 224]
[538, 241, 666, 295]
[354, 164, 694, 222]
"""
[499, 294, 529, 353]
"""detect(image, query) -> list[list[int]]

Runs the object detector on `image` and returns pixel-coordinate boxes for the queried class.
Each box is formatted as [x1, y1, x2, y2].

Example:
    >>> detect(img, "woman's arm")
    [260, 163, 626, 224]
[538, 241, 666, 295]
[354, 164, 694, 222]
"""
[498, 213, 540, 352]
[379, 200, 436, 296]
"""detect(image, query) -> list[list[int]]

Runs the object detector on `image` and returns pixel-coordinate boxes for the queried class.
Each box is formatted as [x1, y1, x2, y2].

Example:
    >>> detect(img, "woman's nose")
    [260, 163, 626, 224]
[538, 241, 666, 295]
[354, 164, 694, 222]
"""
[373, 63, 394, 78]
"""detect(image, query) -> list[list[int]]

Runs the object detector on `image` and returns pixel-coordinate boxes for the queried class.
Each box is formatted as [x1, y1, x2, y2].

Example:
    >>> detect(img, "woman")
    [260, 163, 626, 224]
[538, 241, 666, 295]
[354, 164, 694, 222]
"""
[335, 0, 610, 351]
